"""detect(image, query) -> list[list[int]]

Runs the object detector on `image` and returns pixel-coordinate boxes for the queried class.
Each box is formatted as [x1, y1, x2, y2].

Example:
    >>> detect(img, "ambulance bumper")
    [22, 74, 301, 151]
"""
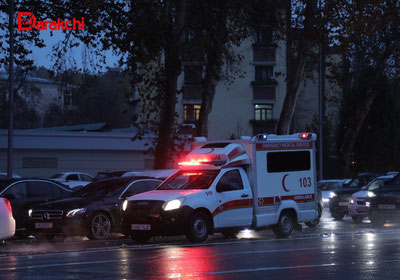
[121, 205, 195, 236]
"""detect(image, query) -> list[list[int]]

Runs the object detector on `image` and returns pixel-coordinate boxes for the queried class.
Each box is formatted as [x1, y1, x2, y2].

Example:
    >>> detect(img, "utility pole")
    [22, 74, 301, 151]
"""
[7, 0, 14, 179]
[318, 0, 325, 181]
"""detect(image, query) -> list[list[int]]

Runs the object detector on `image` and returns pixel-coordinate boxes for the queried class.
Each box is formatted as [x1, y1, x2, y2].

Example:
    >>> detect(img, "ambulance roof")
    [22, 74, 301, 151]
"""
[178, 143, 251, 170]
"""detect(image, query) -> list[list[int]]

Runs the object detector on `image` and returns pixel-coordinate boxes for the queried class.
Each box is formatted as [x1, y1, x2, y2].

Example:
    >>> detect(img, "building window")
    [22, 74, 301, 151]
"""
[184, 65, 202, 84]
[255, 65, 273, 82]
[184, 104, 201, 122]
[254, 104, 273, 121]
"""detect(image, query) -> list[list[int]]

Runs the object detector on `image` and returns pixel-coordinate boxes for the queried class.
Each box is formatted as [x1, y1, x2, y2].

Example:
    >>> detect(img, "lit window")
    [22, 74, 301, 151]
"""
[184, 104, 201, 122]
[254, 104, 273, 121]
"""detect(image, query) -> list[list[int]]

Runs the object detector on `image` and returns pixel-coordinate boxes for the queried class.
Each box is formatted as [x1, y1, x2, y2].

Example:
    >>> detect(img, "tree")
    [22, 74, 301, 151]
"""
[276, 0, 319, 135]
[326, 0, 400, 177]
[190, 0, 283, 137]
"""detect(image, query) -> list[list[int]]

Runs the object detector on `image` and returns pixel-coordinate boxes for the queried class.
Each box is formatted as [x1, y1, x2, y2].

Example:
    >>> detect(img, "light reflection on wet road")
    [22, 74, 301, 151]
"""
[1, 214, 400, 279]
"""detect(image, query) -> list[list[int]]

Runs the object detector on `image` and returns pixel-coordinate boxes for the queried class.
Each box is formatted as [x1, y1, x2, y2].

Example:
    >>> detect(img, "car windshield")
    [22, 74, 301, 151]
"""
[157, 170, 219, 190]
[73, 179, 128, 198]
[346, 175, 376, 188]
[365, 178, 387, 191]
[50, 174, 63, 179]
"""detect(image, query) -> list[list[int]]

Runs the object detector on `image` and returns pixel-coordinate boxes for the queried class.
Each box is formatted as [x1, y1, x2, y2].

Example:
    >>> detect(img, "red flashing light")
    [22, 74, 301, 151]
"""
[178, 159, 209, 166]
[299, 133, 311, 139]
[3, 198, 12, 213]
[183, 172, 203, 176]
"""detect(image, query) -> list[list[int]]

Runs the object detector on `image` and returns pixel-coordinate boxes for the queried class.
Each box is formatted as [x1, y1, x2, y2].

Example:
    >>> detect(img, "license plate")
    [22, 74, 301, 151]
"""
[339, 202, 348, 206]
[35, 222, 53, 229]
[131, 224, 151, 230]
[378, 204, 395, 210]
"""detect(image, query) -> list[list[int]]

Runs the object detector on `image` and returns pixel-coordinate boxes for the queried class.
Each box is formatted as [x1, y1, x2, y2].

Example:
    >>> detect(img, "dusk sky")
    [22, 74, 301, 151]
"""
[29, 30, 119, 71]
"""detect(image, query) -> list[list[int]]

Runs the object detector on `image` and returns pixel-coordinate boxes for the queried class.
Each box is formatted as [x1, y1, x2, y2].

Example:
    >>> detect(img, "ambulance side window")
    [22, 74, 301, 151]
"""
[216, 170, 244, 192]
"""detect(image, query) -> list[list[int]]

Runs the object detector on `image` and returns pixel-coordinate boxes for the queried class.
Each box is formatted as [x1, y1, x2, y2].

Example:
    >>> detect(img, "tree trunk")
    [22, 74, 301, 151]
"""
[153, 0, 186, 169]
[195, 1, 227, 137]
[276, 0, 317, 135]
[336, 93, 375, 177]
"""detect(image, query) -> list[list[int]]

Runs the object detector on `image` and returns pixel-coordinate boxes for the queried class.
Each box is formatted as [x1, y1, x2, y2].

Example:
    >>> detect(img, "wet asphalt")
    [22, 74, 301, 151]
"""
[1, 211, 400, 279]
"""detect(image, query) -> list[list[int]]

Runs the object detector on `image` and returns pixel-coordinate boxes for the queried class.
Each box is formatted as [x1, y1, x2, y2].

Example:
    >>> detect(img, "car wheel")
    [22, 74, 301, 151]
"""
[185, 212, 210, 243]
[351, 216, 363, 224]
[132, 232, 152, 244]
[331, 211, 345, 220]
[221, 229, 240, 239]
[273, 212, 295, 238]
[88, 212, 112, 240]
[370, 212, 386, 227]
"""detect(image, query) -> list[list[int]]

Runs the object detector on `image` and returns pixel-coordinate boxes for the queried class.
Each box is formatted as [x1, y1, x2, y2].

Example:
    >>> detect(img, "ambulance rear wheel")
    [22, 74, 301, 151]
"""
[273, 212, 294, 238]
[186, 212, 210, 243]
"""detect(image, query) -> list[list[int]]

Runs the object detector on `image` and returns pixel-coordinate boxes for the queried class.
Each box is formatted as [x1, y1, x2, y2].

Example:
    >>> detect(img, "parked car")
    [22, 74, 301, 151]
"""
[50, 172, 94, 188]
[348, 174, 396, 223]
[0, 178, 73, 233]
[27, 176, 162, 240]
[93, 170, 131, 182]
[317, 179, 350, 204]
[123, 169, 178, 180]
[0, 198, 15, 240]
[369, 174, 400, 227]
[329, 173, 383, 220]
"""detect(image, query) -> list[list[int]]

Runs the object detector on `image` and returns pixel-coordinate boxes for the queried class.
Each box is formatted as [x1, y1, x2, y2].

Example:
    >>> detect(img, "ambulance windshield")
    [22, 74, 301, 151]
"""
[157, 170, 219, 190]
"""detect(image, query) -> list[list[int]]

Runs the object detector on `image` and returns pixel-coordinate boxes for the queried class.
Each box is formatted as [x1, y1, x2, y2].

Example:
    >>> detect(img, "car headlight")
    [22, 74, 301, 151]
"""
[122, 200, 128, 211]
[367, 191, 376, 198]
[66, 208, 86, 218]
[28, 209, 32, 217]
[329, 192, 337, 198]
[162, 197, 186, 211]
[366, 202, 370, 207]
[349, 198, 354, 204]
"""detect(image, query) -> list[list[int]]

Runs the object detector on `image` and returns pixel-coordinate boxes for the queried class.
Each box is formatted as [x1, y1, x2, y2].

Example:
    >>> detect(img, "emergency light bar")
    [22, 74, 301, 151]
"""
[178, 154, 228, 167]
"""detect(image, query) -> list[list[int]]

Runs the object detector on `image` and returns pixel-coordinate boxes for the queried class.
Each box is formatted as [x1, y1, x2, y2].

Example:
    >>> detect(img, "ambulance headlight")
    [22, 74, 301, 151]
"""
[163, 197, 186, 211]
[367, 191, 376, 198]
[329, 192, 337, 198]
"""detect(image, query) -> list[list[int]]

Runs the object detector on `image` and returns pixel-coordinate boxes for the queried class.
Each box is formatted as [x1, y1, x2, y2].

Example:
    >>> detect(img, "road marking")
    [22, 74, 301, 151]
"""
[0, 247, 321, 271]
[206, 263, 337, 275]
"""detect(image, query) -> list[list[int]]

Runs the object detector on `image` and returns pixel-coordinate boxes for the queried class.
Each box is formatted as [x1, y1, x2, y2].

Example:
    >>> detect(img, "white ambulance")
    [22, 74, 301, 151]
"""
[121, 132, 318, 243]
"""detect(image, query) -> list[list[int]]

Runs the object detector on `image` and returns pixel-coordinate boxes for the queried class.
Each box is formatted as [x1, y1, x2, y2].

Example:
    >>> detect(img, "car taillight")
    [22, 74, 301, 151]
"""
[3, 198, 12, 213]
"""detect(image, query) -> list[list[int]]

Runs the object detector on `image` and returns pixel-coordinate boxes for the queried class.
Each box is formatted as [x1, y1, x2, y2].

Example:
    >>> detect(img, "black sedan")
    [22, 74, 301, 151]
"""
[369, 174, 400, 227]
[0, 178, 73, 234]
[27, 176, 162, 240]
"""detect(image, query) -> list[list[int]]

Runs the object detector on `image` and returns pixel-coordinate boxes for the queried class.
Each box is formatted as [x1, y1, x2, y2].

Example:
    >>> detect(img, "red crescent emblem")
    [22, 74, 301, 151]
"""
[282, 174, 290, 192]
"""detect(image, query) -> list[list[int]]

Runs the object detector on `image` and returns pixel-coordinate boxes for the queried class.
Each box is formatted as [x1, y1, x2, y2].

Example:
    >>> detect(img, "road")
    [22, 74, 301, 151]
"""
[1, 213, 400, 279]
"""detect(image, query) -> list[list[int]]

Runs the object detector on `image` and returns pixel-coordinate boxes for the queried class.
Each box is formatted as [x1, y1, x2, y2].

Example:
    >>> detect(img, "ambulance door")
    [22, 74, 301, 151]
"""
[214, 168, 252, 228]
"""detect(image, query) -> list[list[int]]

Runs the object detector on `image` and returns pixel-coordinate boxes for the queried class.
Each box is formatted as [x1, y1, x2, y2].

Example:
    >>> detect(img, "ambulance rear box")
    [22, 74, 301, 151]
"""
[121, 132, 318, 243]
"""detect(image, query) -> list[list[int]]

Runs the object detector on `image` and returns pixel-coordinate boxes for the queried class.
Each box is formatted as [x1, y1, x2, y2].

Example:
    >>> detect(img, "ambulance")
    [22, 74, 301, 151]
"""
[121, 132, 319, 243]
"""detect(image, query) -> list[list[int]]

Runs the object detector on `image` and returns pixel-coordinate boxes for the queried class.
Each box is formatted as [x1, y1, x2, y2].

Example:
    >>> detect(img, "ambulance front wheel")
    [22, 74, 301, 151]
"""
[273, 212, 295, 238]
[185, 212, 210, 243]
